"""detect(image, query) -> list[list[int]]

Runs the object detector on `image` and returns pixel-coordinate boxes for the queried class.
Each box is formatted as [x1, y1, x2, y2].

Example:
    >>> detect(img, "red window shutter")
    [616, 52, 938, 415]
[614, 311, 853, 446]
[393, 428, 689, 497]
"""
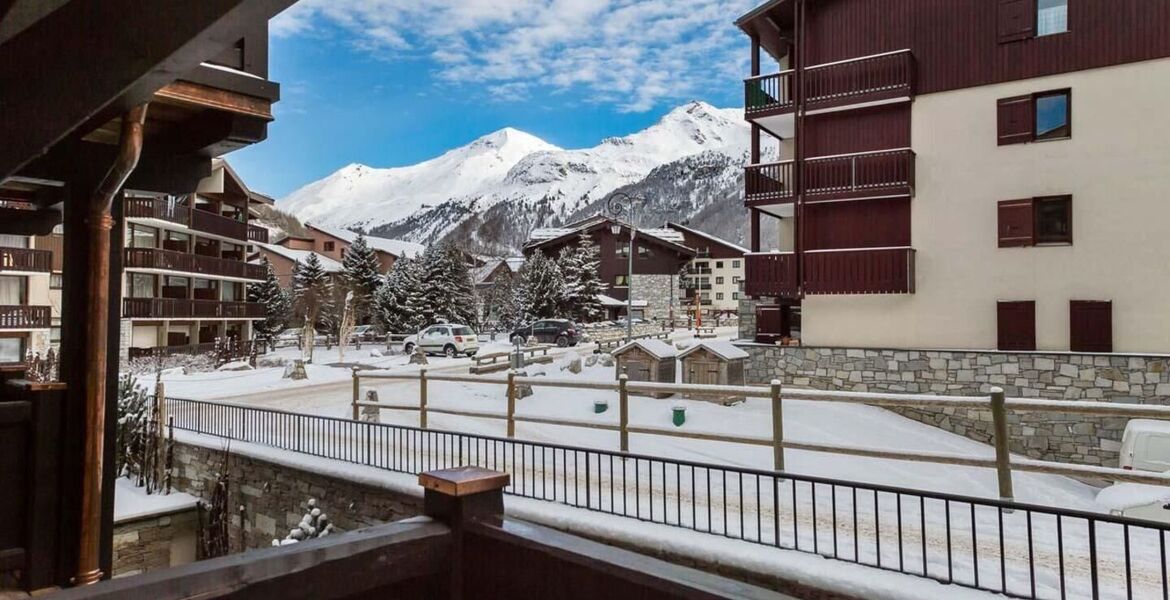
[998, 301, 1036, 351]
[998, 199, 1035, 247]
[1070, 301, 1113, 353]
[997, 95, 1034, 145]
[997, 0, 1036, 43]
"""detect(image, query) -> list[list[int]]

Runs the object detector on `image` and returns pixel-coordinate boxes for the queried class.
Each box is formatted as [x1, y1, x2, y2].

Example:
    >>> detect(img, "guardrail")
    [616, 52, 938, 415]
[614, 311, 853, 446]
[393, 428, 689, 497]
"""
[166, 390, 1170, 600]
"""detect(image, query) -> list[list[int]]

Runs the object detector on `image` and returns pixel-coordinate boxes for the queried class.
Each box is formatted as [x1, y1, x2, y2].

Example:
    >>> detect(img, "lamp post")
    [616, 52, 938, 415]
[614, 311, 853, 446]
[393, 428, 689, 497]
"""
[606, 192, 644, 342]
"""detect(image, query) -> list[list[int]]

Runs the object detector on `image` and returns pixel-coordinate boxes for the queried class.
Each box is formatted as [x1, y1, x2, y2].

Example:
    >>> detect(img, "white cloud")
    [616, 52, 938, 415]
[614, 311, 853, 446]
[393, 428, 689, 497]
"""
[270, 0, 756, 112]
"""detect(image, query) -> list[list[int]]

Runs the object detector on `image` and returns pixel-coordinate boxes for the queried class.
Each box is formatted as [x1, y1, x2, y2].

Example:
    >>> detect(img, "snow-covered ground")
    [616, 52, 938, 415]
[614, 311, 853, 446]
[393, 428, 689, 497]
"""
[114, 477, 198, 523]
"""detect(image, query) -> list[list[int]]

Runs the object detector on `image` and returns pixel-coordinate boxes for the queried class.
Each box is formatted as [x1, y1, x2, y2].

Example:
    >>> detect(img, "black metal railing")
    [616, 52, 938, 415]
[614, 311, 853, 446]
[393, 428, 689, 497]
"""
[165, 397, 1169, 600]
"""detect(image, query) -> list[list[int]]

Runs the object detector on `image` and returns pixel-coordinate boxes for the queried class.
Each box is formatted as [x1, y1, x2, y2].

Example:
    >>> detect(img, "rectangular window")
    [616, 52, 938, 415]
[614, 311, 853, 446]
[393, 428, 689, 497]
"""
[732, 260, 741, 268]
[129, 273, 156, 298]
[0, 276, 24, 305]
[997, 301, 1036, 351]
[998, 90, 1070, 145]
[0, 234, 28, 248]
[616, 245, 629, 258]
[129, 224, 157, 249]
[732, 292, 739, 300]
[221, 281, 241, 302]
[716, 292, 724, 300]
[1037, 0, 1068, 36]
[50, 273, 63, 290]
[613, 274, 629, 287]
[637, 246, 651, 259]
[716, 277, 724, 285]
[1070, 300, 1112, 352]
[998, 196, 1072, 247]
[732, 276, 741, 284]
[0, 337, 24, 363]
[163, 231, 189, 253]
[323, 241, 335, 252]
[715, 261, 724, 269]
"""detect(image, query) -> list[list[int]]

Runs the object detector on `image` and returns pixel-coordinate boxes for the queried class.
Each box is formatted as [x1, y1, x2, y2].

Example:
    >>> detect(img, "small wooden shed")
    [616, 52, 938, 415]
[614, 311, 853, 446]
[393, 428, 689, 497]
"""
[613, 339, 678, 398]
[678, 341, 749, 404]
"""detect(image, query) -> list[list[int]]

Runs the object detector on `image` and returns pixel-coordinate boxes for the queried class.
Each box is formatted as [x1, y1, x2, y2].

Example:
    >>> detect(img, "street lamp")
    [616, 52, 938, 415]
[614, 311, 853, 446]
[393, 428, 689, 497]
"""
[605, 192, 644, 342]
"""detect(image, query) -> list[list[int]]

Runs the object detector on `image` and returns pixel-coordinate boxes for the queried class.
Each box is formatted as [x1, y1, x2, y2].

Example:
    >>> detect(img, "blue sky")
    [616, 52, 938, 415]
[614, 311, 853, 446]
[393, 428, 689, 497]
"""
[228, 0, 756, 199]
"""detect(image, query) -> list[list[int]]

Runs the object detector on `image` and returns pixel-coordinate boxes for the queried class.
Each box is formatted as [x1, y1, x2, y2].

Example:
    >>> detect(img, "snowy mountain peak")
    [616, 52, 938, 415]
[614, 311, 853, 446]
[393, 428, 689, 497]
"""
[468, 127, 557, 153]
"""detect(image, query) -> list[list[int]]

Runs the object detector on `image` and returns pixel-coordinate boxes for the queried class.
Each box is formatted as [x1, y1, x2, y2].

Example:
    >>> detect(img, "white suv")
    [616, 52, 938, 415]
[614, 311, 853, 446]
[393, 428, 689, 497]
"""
[403, 324, 479, 358]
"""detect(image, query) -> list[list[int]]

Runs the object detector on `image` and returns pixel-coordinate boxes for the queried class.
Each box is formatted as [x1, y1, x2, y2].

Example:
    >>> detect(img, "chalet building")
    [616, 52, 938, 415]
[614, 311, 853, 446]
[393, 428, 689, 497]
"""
[738, 0, 1170, 353]
[524, 216, 695, 321]
[292, 223, 424, 273]
[666, 222, 747, 316]
[121, 160, 271, 359]
[252, 242, 344, 288]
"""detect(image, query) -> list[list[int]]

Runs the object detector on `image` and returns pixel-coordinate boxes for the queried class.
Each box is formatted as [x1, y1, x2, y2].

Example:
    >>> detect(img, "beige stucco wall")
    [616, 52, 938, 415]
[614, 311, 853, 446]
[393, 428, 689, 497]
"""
[803, 58, 1170, 353]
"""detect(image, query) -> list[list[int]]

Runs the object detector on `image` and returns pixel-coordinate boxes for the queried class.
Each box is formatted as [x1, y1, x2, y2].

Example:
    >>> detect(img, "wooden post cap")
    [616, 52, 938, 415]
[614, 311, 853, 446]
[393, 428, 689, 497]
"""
[419, 467, 510, 497]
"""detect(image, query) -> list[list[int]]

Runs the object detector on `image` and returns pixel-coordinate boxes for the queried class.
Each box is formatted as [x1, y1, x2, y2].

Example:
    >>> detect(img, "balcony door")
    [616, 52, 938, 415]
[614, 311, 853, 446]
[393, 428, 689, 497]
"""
[0, 275, 27, 305]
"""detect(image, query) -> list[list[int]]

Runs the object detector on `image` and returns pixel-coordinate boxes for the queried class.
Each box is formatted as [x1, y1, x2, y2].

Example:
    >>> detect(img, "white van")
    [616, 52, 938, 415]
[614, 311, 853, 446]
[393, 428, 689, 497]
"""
[1096, 420, 1170, 521]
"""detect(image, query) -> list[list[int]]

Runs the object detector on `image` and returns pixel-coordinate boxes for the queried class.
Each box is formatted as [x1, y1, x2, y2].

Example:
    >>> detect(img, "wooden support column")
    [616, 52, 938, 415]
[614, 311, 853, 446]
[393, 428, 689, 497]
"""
[420, 467, 510, 600]
[750, 208, 762, 253]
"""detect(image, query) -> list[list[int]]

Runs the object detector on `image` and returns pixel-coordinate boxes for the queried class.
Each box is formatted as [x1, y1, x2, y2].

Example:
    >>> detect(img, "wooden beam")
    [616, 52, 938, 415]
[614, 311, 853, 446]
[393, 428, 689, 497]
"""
[0, 0, 297, 179]
[155, 80, 273, 120]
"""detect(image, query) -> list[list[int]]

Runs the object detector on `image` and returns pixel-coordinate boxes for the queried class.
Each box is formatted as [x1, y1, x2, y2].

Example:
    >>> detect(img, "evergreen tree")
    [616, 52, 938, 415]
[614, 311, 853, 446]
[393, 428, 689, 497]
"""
[291, 253, 333, 360]
[556, 234, 604, 322]
[419, 243, 479, 327]
[248, 258, 290, 339]
[375, 256, 424, 333]
[340, 233, 382, 322]
[481, 271, 516, 327]
[516, 251, 564, 320]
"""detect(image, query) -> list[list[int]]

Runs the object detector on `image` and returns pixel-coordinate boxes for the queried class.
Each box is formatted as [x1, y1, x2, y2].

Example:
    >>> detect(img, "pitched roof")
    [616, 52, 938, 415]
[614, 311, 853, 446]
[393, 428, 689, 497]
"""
[254, 243, 343, 273]
[678, 340, 750, 361]
[526, 216, 695, 256]
[306, 223, 425, 258]
[614, 338, 678, 360]
[666, 222, 749, 254]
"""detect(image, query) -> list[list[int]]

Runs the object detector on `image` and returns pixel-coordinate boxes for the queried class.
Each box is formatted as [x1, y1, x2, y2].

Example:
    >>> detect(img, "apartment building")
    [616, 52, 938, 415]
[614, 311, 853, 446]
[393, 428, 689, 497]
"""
[738, 0, 1170, 353]
[666, 223, 746, 316]
[0, 223, 56, 364]
[121, 160, 269, 359]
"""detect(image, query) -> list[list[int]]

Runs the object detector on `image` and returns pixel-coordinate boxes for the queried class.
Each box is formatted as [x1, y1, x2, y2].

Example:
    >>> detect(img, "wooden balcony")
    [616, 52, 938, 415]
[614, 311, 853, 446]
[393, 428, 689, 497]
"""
[125, 247, 265, 280]
[744, 252, 798, 298]
[744, 50, 914, 119]
[744, 160, 794, 203]
[804, 148, 914, 201]
[247, 224, 269, 244]
[125, 197, 249, 241]
[0, 247, 51, 272]
[803, 247, 915, 295]
[0, 305, 51, 329]
[122, 298, 265, 319]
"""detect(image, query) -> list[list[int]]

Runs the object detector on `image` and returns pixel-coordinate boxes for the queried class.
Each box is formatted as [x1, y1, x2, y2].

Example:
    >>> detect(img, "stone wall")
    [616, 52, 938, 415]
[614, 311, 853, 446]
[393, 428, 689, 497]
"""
[171, 442, 422, 551]
[630, 274, 675, 321]
[112, 509, 198, 577]
[737, 297, 759, 341]
[739, 344, 1170, 466]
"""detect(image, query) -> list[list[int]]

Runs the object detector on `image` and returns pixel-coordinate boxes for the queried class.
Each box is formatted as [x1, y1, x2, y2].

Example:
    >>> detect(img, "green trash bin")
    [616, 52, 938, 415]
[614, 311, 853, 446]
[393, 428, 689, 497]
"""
[672, 405, 686, 427]
[594, 399, 608, 414]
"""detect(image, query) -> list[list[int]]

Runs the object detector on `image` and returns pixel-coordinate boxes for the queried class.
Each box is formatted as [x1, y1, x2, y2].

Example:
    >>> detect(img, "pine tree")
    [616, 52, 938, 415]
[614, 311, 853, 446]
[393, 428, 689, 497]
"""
[555, 234, 604, 322]
[516, 251, 564, 321]
[418, 243, 479, 327]
[248, 258, 290, 339]
[341, 233, 381, 322]
[291, 253, 332, 361]
[375, 256, 423, 333]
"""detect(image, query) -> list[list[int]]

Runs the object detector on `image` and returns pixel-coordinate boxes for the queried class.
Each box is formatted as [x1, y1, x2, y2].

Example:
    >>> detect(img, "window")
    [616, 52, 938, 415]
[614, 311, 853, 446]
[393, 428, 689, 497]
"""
[129, 273, 155, 298]
[163, 231, 189, 253]
[1037, 0, 1068, 36]
[998, 90, 1070, 145]
[997, 301, 1036, 351]
[732, 260, 741, 268]
[614, 274, 629, 287]
[716, 277, 724, 285]
[50, 273, 63, 290]
[616, 245, 629, 258]
[715, 261, 724, 269]
[323, 241, 335, 252]
[998, 195, 1072, 247]
[221, 281, 241, 301]
[0, 337, 24, 363]
[0, 235, 27, 248]
[129, 224, 157, 249]
[1070, 300, 1112, 352]
[637, 246, 652, 259]
[732, 292, 739, 300]
[732, 276, 741, 284]
[716, 292, 724, 300]
[0, 276, 25, 305]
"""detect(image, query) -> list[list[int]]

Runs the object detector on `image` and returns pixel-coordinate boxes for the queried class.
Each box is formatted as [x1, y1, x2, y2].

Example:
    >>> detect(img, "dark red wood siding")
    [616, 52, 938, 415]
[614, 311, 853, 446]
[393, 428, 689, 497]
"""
[997, 300, 1036, 351]
[1069, 300, 1113, 352]
[998, 199, 1035, 247]
[758, 0, 1170, 96]
[526, 227, 692, 302]
[803, 198, 911, 250]
[803, 105, 910, 157]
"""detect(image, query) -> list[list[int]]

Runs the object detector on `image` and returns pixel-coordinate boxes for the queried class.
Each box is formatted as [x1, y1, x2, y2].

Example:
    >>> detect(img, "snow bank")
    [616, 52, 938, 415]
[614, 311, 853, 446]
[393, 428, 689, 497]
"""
[1096, 479, 1170, 511]
[114, 477, 198, 523]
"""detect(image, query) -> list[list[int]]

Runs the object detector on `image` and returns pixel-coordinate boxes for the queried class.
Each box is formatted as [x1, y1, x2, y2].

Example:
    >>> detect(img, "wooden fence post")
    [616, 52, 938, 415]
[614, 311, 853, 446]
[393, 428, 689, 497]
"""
[990, 386, 1014, 503]
[619, 374, 629, 453]
[771, 379, 784, 472]
[351, 366, 360, 421]
[506, 370, 517, 438]
[419, 368, 428, 429]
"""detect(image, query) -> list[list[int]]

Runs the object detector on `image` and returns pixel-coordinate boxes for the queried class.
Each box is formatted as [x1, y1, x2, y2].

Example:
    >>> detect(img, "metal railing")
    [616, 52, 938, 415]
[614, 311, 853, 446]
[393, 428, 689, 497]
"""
[166, 394, 1170, 600]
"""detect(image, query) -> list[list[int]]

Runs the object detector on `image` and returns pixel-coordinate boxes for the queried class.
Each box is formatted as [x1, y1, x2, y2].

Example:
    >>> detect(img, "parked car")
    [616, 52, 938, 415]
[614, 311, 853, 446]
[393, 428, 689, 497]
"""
[510, 319, 581, 347]
[1100, 420, 1170, 522]
[349, 324, 384, 343]
[403, 324, 479, 357]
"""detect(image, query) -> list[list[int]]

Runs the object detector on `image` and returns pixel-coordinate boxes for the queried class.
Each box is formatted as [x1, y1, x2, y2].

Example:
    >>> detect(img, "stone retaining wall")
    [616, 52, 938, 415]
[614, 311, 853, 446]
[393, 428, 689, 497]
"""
[112, 509, 198, 577]
[739, 344, 1170, 466]
[171, 442, 422, 551]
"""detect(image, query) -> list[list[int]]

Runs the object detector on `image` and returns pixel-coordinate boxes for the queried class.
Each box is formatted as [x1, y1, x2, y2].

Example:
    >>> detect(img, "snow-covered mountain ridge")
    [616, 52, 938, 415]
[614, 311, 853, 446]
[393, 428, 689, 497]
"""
[281, 101, 767, 253]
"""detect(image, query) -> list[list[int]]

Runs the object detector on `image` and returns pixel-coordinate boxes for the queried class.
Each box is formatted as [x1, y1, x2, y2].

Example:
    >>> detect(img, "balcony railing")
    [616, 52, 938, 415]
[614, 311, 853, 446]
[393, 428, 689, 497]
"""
[803, 247, 915, 295]
[248, 224, 270, 244]
[804, 149, 914, 200]
[123, 298, 265, 319]
[0, 247, 51, 272]
[744, 50, 914, 117]
[125, 197, 249, 241]
[124, 247, 266, 280]
[0, 305, 51, 329]
[744, 160, 794, 203]
[744, 252, 798, 298]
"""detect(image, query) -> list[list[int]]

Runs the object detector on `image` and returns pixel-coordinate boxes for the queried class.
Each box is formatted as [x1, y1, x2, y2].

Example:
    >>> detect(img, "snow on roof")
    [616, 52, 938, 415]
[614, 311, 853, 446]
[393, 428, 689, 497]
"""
[640, 227, 686, 245]
[678, 340, 750, 361]
[527, 217, 690, 253]
[256, 243, 343, 272]
[529, 227, 576, 242]
[504, 257, 526, 271]
[667, 222, 749, 254]
[473, 257, 526, 285]
[308, 223, 425, 258]
[614, 338, 678, 360]
[597, 293, 625, 307]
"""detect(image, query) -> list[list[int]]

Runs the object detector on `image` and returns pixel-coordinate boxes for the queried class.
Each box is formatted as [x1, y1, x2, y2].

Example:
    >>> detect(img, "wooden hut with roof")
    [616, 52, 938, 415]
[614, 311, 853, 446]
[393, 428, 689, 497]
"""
[678, 340, 750, 404]
[612, 338, 678, 398]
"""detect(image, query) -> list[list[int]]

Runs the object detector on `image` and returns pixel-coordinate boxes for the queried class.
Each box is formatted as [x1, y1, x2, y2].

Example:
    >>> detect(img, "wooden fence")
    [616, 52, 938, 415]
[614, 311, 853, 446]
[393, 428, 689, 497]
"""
[351, 369, 1170, 500]
[469, 345, 552, 374]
